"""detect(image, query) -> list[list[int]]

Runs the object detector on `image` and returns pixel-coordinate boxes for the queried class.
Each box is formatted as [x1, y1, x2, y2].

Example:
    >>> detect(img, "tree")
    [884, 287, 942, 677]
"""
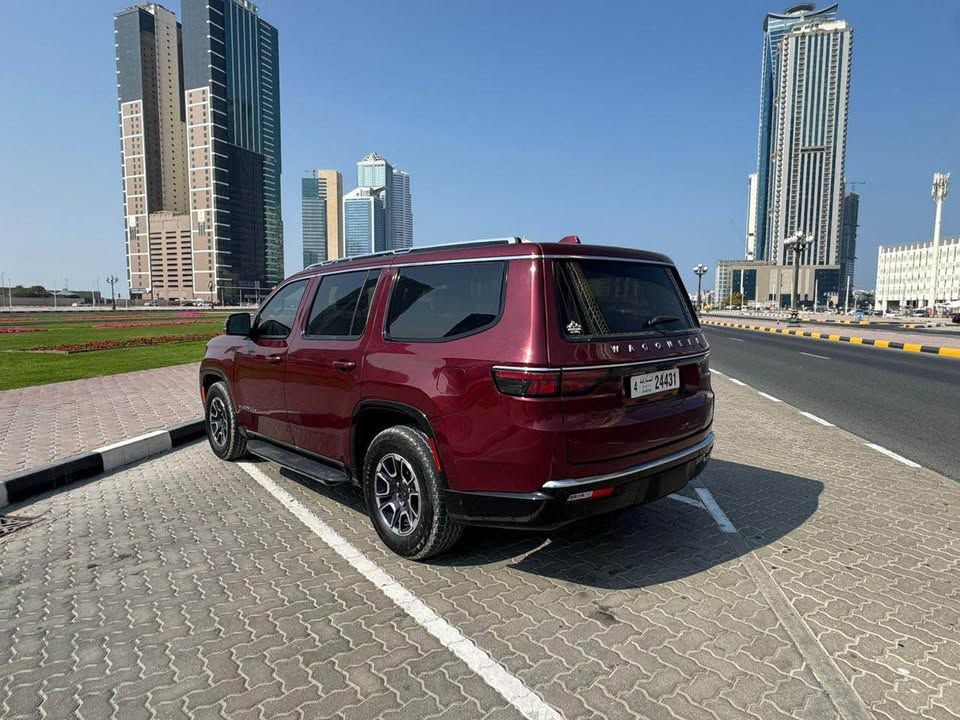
[728, 292, 743, 308]
[11, 285, 48, 298]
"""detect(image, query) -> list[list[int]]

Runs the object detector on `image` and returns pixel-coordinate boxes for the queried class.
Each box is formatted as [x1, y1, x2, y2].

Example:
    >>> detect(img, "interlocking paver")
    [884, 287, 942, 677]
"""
[0, 446, 523, 720]
[0, 361, 200, 475]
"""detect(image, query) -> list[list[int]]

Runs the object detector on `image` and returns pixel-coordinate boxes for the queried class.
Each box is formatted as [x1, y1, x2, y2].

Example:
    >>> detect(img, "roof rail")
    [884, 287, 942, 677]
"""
[303, 237, 526, 271]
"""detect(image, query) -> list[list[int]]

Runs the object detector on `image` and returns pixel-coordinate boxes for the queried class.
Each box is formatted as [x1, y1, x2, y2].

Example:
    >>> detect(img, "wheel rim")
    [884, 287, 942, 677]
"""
[208, 396, 228, 448]
[374, 453, 421, 537]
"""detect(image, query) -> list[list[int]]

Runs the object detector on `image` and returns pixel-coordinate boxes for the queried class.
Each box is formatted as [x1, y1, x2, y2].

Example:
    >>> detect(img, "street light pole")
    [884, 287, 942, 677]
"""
[105, 274, 119, 311]
[783, 231, 812, 325]
[692, 263, 708, 312]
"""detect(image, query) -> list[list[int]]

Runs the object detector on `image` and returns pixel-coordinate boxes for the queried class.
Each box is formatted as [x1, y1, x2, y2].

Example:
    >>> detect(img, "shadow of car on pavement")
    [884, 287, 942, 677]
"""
[278, 458, 822, 591]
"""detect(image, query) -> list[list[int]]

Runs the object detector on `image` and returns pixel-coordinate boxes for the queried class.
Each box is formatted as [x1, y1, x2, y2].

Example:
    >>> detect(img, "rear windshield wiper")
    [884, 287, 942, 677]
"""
[644, 315, 681, 328]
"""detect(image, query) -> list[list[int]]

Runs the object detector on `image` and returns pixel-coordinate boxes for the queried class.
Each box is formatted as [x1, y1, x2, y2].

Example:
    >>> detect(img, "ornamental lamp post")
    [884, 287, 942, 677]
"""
[783, 231, 812, 325]
[105, 274, 119, 311]
[692, 263, 708, 312]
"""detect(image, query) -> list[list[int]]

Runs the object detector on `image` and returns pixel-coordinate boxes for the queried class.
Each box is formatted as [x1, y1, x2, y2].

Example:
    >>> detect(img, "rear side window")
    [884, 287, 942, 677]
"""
[306, 270, 381, 338]
[553, 259, 694, 340]
[386, 261, 505, 341]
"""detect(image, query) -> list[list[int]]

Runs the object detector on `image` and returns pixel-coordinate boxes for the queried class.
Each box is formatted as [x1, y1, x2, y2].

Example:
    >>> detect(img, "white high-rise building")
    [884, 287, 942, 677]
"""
[391, 168, 413, 250]
[745, 173, 759, 260]
[764, 15, 853, 267]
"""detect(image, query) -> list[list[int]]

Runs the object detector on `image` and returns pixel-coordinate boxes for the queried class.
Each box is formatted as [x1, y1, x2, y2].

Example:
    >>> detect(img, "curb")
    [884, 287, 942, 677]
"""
[701, 320, 960, 359]
[0, 418, 206, 509]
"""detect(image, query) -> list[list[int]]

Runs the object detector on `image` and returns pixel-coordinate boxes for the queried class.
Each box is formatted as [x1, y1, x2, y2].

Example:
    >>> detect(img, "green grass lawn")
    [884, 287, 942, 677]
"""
[0, 311, 232, 390]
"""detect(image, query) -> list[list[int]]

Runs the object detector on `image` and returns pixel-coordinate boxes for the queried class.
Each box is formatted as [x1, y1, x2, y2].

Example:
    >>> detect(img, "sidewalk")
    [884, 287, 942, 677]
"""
[0, 362, 201, 476]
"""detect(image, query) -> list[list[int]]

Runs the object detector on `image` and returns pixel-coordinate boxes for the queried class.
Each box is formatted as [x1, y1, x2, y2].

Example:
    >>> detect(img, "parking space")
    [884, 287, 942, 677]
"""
[2, 380, 959, 719]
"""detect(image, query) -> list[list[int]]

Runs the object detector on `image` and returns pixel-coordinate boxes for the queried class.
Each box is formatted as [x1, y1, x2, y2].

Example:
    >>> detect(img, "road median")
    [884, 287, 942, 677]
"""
[702, 319, 960, 358]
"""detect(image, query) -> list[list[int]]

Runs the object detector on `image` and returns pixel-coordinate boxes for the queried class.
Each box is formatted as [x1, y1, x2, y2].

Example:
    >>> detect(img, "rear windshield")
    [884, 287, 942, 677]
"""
[553, 259, 695, 340]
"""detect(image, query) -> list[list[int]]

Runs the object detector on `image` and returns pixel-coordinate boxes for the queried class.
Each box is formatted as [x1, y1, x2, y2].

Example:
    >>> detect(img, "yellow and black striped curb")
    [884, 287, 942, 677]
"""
[701, 320, 960, 359]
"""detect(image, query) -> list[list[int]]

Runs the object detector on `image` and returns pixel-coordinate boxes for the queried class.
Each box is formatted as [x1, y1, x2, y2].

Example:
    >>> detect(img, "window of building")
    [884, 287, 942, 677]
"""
[305, 270, 380, 338]
[386, 262, 505, 341]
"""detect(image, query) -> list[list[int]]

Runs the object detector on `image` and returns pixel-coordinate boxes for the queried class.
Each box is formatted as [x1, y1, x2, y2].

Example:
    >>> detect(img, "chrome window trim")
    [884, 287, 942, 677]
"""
[542, 432, 715, 489]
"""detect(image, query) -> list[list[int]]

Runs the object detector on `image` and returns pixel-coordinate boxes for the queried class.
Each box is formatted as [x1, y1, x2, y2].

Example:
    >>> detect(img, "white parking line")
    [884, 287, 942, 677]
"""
[728, 338, 744, 342]
[758, 392, 782, 403]
[238, 462, 563, 720]
[668, 493, 705, 509]
[800, 351, 830, 360]
[728, 378, 747, 386]
[864, 443, 921, 468]
[798, 411, 835, 427]
[694, 487, 737, 533]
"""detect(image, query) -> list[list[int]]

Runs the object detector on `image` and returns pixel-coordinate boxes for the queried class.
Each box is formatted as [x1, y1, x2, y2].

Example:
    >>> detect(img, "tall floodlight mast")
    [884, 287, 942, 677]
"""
[929, 172, 950, 312]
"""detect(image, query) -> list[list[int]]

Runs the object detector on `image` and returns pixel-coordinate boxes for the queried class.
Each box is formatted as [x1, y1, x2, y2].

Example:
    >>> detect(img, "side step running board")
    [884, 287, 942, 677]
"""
[246, 439, 350, 487]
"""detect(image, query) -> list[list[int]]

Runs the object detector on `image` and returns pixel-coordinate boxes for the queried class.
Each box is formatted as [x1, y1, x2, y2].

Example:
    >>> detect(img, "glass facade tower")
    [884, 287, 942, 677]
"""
[302, 170, 343, 266]
[182, 0, 282, 303]
[752, 3, 850, 266]
[343, 187, 386, 257]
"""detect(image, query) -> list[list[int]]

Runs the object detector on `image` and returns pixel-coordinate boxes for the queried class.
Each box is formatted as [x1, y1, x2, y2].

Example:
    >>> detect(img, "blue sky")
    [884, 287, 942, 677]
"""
[0, 0, 957, 295]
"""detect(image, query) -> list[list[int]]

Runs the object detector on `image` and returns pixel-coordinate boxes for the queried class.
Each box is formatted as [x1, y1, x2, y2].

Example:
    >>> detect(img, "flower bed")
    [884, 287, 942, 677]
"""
[26, 332, 218, 353]
[0, 327, 49, 334]
[91, 319, 206, 329]
[176, 311, 203, 318]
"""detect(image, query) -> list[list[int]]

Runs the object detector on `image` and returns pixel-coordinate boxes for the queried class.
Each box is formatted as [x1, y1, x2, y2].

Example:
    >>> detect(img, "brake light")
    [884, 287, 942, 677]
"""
[679, 363, 699, 387]
[493, 367, 613, 397]
[560, 369, 609, 395]
[567, 487, 615, 502]
[492, 369, 561, 397]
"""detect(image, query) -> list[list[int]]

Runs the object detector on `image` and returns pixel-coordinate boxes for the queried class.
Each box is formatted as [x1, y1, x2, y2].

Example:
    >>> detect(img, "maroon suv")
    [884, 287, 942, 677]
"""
[200, 237, 714, 558]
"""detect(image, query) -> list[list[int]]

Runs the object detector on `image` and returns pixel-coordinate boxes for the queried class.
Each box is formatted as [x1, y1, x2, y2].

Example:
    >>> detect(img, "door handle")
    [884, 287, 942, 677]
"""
[333, 360, 356, 372]
[267, 353, 283, 364]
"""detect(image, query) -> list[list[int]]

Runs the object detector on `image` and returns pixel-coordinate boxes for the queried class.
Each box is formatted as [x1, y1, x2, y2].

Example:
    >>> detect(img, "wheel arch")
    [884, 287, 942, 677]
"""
[351, 400, 439, 482]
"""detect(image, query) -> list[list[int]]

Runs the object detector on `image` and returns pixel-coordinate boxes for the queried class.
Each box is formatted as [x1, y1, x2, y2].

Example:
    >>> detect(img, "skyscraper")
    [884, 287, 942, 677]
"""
[357, 153, 393, 249]
[343, 187, 386, 257]
[391, 168, 413, 250]
[302, 170, 343, 266]
[840, 191, 859, 290]
[751, 3, 852, 267]
[116, 0, 282, 304]
[115, 4, 190, 299]
[182, 0, 283, 302]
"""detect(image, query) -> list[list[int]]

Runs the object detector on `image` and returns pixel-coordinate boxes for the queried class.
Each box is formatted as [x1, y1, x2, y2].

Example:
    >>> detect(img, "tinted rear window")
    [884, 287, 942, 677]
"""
[553, 259, 694, 340]
[386, 261, 505, 341]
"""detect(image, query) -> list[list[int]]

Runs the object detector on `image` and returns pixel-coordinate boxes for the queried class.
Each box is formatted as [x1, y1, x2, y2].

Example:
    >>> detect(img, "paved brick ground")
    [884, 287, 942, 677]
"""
[0, 362, 200, 476]
[2, 379, 959, 719]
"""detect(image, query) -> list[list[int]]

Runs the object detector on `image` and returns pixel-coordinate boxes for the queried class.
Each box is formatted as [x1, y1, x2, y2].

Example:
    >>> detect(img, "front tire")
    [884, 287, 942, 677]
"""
[363, 426, 462, 559]
[205, 381, 247, 460]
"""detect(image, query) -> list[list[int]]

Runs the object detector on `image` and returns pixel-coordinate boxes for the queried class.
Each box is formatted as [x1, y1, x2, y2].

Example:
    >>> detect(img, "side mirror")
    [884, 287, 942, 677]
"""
[225, 312, 252, 336]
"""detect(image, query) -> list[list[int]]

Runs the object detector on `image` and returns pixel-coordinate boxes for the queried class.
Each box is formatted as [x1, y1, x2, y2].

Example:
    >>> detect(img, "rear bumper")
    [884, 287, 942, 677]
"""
[444, 431, 714, 530]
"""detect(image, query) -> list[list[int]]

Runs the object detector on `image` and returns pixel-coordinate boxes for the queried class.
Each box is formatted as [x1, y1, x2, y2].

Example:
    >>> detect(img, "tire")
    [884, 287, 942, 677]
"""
[205, 381, 247, 461]
[363, 425, 463, 560]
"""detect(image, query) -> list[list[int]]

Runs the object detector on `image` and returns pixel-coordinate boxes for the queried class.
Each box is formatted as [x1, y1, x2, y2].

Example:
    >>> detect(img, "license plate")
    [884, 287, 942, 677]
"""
[630, 368, 679, 398]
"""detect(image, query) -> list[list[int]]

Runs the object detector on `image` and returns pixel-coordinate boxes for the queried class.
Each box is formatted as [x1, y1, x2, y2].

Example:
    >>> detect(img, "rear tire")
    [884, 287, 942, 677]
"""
[363, 425, 462, 559]
[205, 381, 247, 461]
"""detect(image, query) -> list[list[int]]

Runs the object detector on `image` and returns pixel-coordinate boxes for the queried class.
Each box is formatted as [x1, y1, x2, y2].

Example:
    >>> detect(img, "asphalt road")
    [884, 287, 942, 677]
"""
[704, 325, 960, 481]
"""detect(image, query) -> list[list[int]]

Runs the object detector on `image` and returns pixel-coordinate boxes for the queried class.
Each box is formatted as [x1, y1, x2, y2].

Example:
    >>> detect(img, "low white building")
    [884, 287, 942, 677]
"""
[875, 237, 960, 310]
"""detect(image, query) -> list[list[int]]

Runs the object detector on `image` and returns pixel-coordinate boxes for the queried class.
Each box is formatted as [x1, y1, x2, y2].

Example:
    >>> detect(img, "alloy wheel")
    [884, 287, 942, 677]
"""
[374, 453, 422, 536]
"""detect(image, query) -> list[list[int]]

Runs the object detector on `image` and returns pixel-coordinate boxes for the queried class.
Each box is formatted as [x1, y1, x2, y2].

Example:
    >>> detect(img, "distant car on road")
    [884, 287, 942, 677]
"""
[70, 301, 87, 307]
[200, 237, 715, 558]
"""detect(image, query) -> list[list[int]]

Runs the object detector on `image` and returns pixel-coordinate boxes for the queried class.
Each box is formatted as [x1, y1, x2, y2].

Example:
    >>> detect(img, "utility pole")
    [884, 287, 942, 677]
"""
[693, 263, 708, 312]
[106, 274, 119, 311]
[844, 275, 852, 314]
[929, 172, 950, 314]
[814, 278, 819, 313]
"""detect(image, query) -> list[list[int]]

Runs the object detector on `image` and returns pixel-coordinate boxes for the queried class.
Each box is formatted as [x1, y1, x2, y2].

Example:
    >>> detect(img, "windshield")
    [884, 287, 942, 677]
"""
[554, 259, 695, 340]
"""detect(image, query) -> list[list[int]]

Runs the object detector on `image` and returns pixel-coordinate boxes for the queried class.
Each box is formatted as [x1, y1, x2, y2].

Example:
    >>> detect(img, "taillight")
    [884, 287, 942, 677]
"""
[560, 369, 609, 396]
[492, 369, 561, 397]
[679, 363, 699, 387]
[492, 367, 609, 397]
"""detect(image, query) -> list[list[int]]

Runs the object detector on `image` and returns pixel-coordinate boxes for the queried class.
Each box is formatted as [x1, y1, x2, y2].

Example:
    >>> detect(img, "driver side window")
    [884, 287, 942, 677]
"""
[253, 280, 308, 338]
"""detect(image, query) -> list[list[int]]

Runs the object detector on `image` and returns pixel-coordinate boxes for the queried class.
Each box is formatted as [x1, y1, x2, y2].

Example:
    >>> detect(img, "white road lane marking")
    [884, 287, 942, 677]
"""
[238, 462, 563, 720]
[728, 378, 747, 386]
[728, 338, 744, 342]
[800, 351, 830, 360]
[864, 443, 921, 469]
[694, 487, 737, 533]
[668, 493, 705, 509]
[711, 369, 725, 376]
[799, 411, 835, 427]
[758, 392, 782, 403]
